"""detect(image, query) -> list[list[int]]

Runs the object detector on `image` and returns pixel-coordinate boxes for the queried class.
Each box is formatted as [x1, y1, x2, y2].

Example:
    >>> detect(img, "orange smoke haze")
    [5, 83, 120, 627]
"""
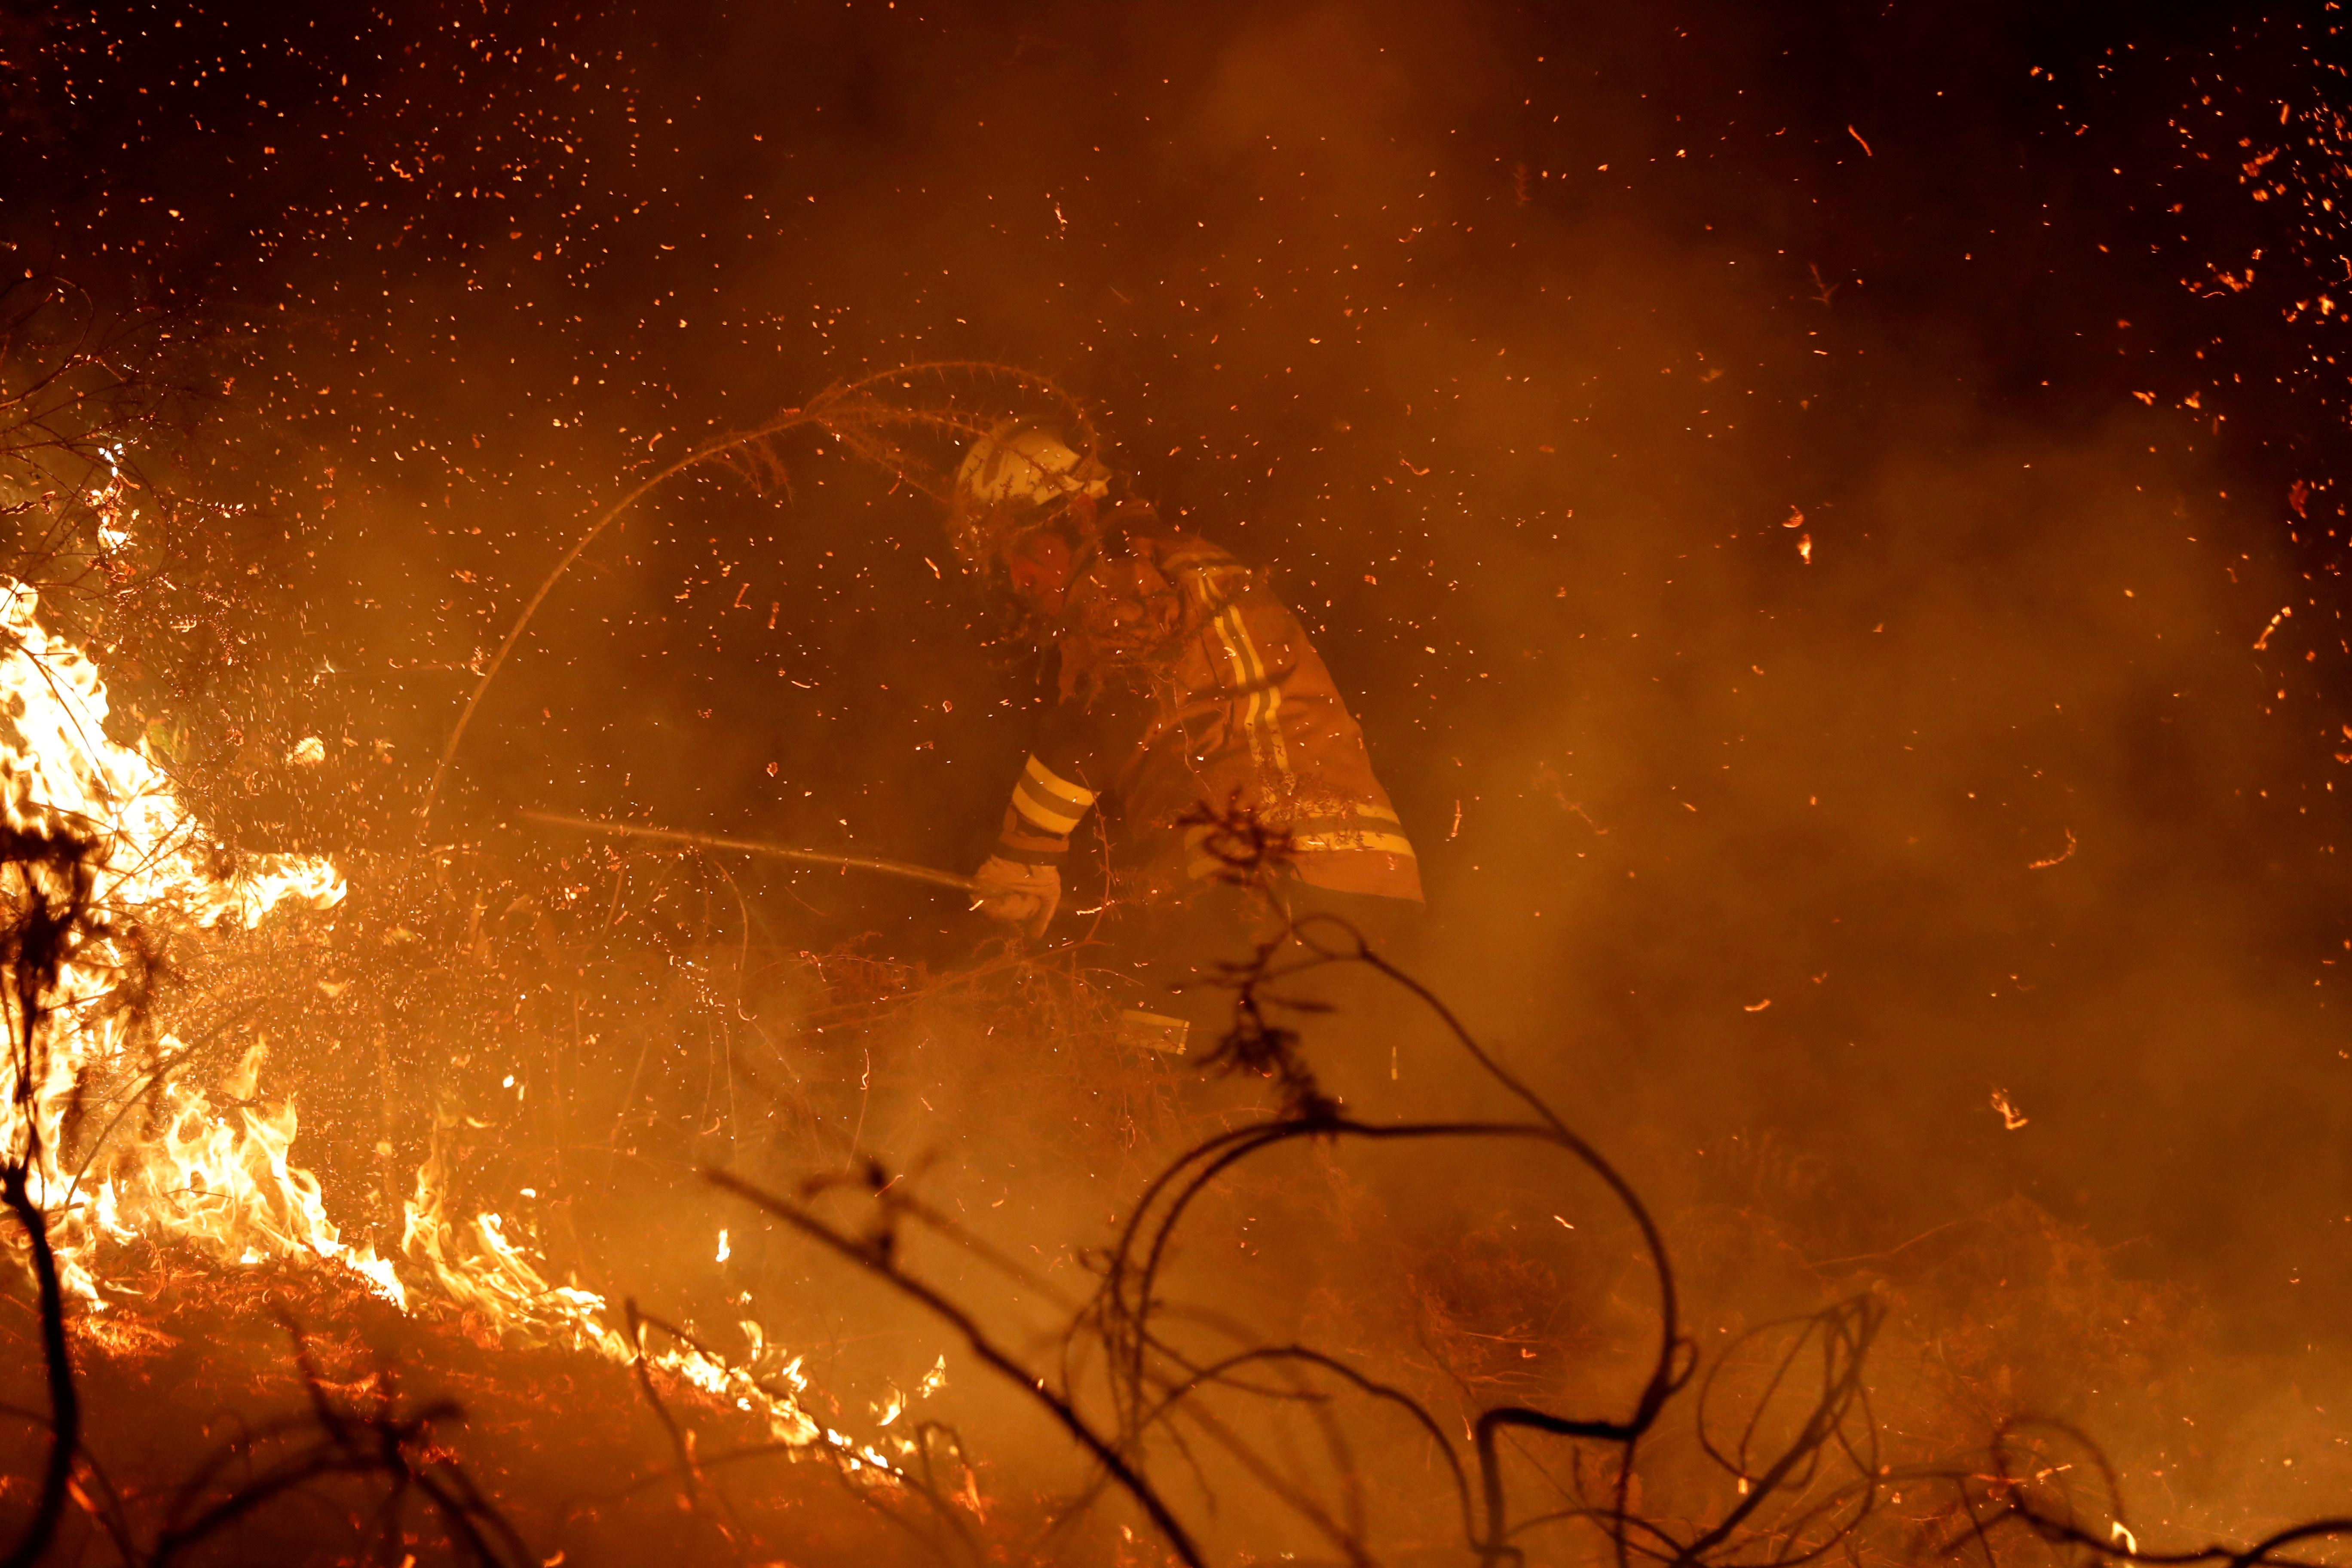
[1, 0, 2350, 1559]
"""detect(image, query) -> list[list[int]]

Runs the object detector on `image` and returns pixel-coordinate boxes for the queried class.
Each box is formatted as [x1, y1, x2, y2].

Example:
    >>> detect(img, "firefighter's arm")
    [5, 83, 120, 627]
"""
[970, 754, 1097, 937]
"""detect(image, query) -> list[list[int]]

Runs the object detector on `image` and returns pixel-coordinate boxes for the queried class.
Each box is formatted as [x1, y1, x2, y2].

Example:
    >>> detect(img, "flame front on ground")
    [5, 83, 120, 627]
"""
[0, 578, 872, 1469]
[0, 578, 367, 1303]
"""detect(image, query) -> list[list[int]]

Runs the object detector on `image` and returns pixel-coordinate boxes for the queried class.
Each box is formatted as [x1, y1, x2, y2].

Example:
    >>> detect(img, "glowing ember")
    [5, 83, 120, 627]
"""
[0, 580, 910, 1472]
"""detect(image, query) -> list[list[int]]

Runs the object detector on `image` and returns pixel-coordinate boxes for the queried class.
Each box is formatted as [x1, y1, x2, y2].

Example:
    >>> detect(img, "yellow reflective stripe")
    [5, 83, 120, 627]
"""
[1010, 754, 1095, 835]
[1182, 824, 1418, 882]
[1188, 569, 1294, 790]
[1023, 754, 1096, 810]
[1291, 808, 1403, 835]
[1180, 808, 1411, 847]
[1292, 830, 1418, 858]
[1012, 781, 1087, 835]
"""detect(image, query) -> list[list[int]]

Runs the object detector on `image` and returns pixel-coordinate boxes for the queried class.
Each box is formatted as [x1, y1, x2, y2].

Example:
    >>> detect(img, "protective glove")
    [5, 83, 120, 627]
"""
[971, 855, 1060, 939]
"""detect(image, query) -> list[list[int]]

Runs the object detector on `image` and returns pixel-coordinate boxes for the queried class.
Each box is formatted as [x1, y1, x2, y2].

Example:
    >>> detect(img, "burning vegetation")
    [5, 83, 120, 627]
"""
[4, 3, 2352, 1566]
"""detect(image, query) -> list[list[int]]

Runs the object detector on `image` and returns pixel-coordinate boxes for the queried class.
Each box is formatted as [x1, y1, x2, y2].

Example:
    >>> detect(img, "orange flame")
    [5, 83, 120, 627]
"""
[0, 579, 917, 1471]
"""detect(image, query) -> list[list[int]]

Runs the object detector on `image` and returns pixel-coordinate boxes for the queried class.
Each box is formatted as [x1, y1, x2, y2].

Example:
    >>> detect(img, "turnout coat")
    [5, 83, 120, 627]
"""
[993, 519, 1422, 905]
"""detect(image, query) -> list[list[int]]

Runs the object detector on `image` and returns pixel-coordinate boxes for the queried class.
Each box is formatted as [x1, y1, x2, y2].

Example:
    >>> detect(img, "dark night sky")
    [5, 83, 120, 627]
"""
[6, 0, 2352, 1350]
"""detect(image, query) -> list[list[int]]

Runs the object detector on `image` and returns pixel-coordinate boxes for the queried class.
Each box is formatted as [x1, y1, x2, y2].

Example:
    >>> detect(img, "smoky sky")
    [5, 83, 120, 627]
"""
[6, 0, 2352, 1351]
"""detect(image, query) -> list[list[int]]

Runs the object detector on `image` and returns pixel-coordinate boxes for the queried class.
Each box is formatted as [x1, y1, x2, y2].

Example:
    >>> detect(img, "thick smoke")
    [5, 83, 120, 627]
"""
[3, 0, 2350, 1554]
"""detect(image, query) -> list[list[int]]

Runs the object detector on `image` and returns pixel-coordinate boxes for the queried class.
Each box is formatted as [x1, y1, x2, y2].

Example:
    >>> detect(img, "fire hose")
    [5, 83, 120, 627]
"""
[518, 808, 985, 896]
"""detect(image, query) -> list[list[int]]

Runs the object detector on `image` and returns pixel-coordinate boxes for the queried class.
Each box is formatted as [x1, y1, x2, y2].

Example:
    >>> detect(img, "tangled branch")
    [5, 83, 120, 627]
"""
[701, 888, 2352, 1568]
[0, 812, 104, 1568]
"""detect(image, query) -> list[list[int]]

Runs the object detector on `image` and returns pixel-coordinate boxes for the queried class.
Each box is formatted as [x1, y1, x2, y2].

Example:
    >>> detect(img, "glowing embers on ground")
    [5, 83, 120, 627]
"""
[398, 1143, 840, 1454]
[0, 578, 902, 1473]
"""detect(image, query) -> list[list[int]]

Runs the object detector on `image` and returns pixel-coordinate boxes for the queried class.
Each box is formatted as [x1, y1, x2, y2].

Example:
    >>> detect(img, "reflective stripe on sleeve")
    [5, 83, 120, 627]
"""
[1010, 754, 1097, 835]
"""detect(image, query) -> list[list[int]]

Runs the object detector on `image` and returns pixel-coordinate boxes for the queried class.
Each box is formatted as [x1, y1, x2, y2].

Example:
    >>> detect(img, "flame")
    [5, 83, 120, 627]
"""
[0, 578, 371, 1305]
[0, 579, 897, 1474]
[395, 1133, 838, 1451]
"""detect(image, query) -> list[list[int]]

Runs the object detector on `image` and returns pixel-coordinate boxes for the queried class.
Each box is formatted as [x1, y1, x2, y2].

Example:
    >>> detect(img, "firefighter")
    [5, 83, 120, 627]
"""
[954, 420, 1422, 1053]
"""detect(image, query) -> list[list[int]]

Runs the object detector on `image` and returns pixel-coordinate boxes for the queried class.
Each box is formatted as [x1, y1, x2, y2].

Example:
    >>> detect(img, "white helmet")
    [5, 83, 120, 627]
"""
[954, 421, 1110, 511]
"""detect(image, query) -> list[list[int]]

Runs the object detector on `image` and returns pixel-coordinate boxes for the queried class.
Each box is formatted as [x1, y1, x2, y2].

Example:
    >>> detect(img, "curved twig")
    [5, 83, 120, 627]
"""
[705, 1166, 1208, 1568]
[418, 408, 810, 833]
[420, 358, 1094, 833]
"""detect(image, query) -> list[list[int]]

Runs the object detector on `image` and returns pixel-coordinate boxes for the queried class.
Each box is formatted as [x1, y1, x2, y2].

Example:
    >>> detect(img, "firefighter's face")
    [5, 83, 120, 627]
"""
[1003, 527, 1075, 612]
[999, 493, 1096, 613]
